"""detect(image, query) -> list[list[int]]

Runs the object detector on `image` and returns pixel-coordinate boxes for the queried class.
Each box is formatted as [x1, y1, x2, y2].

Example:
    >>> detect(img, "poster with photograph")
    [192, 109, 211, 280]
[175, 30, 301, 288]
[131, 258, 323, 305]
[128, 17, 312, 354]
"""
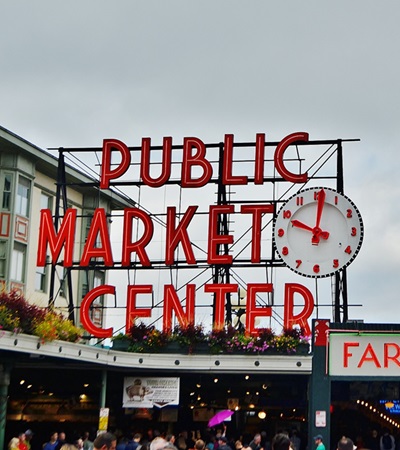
[123, 377, 180, 408]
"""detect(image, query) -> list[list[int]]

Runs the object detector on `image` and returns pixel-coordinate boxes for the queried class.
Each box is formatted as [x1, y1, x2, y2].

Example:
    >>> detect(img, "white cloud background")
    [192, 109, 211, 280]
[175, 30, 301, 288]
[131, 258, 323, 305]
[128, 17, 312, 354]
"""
[1, 1, 400, 328]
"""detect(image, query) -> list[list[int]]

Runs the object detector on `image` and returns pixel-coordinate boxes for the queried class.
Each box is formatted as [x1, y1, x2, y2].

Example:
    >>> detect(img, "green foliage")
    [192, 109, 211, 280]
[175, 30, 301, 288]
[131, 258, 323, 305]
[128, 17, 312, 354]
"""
[0, 291, 83, 343]
[32, 311, 84, 343]
[0, 305, 20, 331]
[111, 322, 310, 354]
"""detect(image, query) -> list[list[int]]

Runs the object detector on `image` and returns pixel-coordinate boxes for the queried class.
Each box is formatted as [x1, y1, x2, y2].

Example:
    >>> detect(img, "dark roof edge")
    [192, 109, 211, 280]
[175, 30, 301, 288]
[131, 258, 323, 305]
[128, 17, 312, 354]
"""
[0, 125, 133, 209]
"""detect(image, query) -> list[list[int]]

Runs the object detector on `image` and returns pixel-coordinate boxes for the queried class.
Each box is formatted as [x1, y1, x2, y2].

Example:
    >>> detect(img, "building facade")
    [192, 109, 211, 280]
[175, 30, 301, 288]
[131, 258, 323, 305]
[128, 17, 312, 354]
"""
[0, 125, 131, 325]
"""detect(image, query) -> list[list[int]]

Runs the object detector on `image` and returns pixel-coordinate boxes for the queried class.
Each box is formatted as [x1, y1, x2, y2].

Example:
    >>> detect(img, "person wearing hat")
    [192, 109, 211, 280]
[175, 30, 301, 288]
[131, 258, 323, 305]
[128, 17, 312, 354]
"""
[24, 430, 33, 450]
[314, 435, 325, 450]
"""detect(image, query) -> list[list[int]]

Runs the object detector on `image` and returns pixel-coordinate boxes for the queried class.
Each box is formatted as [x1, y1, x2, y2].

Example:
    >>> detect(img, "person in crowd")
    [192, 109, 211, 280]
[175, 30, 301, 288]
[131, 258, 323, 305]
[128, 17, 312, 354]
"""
[381, 429, 395, 450]
[9, 437, 20, 450]
[116, 437, 128, 450]
[56, 433, 67, 450]
[195, 440, 206, 450]
[217, 437, 231, 450]
[367, 430, 380, 450]
[166, 436, 176, 446]
[126, 434, 142, 450]
[163, 444, 178, 450]
[271, 434, 291, 450]
[337, 437, 355, 450]
[177, 432, 189, 450]
[290, 431, 300, 450]
[83, 432, 94, 450]
[93, 433, 117, 450]
[313, 435, 325, 450]
[60, 445, 78, 450]
[17, 432, 28, 450]
[249, 435, 263, 450]
[44, 433, 59, 450]
[24, 430, 33, 450]
[235, 441, 244, 450]
[76, 439, 85, 450]
[149, 438, 167, 450]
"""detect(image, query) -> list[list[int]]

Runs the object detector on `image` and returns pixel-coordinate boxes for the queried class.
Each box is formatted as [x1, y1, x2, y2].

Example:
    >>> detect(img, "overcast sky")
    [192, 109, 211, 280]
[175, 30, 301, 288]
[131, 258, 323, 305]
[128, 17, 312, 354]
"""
[1, 1, 400, 328]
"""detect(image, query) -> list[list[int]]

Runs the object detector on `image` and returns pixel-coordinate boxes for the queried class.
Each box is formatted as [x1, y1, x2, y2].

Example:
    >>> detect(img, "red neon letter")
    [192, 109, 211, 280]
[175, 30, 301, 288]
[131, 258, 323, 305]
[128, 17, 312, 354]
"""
[283, 283, 314, 335]
[181, 137, 213, 187]
[358, 343, 381, 368]
[126, 285, 152, 331]
[384, 343, 400, 368]
[207, 205, 234, 264]
[245, 283, 273, 336]
[100, 139, 131, 189]
[223, 134, 248, 185]
[205, 283, 238, 331]
[274, 132, 309, 183]
[254, 133, 265, 184]
[122, 208, 154, 266]
[80, 208, 113, 266]
[37, 208, 76, 267]
[80, 285, 114, 338]
[140, 137, 172, 187]
[343, 342, 359, 367]
[162, 284, 195, 331]
[165, 206, 197, 265]
[241, 204, 274, 262]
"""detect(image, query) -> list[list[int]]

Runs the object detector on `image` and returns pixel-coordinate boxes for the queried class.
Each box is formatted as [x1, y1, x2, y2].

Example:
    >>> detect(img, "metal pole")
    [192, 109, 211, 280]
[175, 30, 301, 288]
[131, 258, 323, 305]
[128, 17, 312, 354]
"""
[100, 369, 107, 408]
[0, 364, 11, 450]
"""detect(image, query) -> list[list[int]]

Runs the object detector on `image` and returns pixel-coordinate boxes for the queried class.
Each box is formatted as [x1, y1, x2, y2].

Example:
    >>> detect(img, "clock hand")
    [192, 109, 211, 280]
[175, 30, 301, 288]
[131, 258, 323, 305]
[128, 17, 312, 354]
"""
[315, 188, 326, 229]
[311, 230, 330, 245]
[292, 219, 330, 244]
[291, 219, 313, 233]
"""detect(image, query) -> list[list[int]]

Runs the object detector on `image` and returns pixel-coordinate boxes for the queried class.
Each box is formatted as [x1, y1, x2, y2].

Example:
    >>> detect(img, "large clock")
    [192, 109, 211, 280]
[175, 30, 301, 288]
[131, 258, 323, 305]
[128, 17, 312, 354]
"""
[273, 187, 364, 278]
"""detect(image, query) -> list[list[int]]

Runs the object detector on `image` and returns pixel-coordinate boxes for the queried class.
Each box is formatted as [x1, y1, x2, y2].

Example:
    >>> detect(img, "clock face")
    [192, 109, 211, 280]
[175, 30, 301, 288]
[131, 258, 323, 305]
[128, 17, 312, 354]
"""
[273, 187, 364, 278]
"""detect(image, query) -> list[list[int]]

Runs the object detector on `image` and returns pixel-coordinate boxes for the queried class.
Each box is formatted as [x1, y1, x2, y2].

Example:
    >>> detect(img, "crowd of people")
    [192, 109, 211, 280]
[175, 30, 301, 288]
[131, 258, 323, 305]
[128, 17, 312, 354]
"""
[8, 425, 397, 450]
[8, 430, 93, 450]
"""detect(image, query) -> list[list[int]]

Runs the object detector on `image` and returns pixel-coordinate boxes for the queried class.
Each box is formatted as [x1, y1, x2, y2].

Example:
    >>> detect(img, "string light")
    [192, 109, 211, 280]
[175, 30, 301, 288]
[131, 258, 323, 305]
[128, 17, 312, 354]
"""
[357, 400, 400, 428]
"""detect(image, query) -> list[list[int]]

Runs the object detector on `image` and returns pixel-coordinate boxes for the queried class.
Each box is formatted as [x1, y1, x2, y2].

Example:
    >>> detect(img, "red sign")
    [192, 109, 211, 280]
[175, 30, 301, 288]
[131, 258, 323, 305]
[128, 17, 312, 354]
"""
[37, 132, 323, 338]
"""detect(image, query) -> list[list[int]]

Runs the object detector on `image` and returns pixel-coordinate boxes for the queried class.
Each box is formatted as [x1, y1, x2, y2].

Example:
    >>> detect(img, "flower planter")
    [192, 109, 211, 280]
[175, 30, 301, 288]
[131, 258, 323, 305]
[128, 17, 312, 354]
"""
[296, 343, 310, 355]
[112, 340, 130, 351]
[163, 341, 185, 354]
[193, 342, 211, 354]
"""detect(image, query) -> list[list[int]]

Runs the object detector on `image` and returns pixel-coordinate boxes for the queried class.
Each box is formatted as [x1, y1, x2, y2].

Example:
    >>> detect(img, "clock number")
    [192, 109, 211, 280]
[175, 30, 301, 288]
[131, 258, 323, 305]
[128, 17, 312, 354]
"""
[347, 209, 353, 218]
[333, 259, 339, 268]
[283, 210, 292, 219]
[296, 196, 303, 206]
[345, 245, 352, 254]
[335, 195, 338, 205]
[296, 260, 302, 268]
[351, 227, 357, 236]
[278, 228, 285, 237]
[282, 246, 289, 256]
[313, 264, 320, 274]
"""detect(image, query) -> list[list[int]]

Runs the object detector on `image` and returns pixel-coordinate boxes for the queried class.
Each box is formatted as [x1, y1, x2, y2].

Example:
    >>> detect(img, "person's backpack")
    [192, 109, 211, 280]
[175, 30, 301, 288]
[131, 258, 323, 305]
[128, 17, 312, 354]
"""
[382, 434, 392, 450]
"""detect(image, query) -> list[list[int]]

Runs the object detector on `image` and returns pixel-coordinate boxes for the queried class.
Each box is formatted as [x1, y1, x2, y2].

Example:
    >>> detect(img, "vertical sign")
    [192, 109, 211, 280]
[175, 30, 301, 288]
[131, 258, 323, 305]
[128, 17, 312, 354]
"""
[99, 407, 109, 431]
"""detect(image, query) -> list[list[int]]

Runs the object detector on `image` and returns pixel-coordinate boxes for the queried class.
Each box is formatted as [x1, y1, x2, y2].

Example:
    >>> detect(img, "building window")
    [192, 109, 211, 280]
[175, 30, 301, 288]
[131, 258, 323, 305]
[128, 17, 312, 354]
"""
[10, 242, 26, 282]
[35, 256, 48, 292]
[59, 268, 68, 298]
[0, 241, 6, 278]
[40, 192, 52, 211]
[2, 174, 13, 211]
[15, 176, 30, 217]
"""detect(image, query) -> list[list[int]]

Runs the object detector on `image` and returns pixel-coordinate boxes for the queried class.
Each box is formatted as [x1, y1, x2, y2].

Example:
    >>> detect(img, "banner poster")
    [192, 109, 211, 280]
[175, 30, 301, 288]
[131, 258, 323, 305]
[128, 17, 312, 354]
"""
[123, 377, 180, 408]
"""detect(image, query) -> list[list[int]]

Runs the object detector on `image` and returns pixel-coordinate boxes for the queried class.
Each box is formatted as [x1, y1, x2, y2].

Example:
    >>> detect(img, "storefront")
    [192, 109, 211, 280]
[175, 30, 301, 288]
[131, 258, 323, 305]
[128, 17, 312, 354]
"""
[0, 330, 312, 449]
[310, 321, 400, 450]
